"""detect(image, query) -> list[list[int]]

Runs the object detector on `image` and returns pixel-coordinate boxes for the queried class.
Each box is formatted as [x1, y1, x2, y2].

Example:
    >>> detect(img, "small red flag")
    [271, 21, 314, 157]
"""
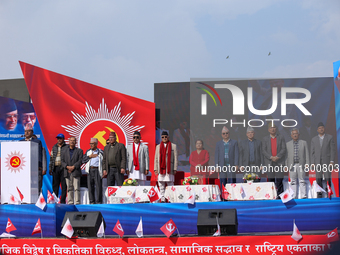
[326, 228, 339, 243]
[160, 219, 177, 238]
[6, 218, 17, 233]
[16, 187, 24, 201]
[327, 183, 333, 198]
[113, 220, 124, 237]
[221, 185, 229, 200]
[108, 187, 118, 197]
[32, 219, 42, 235]
[147, 187, 160, 203]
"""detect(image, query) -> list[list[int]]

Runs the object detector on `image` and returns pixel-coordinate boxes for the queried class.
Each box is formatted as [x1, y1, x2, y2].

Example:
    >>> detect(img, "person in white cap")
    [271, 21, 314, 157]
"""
[126, 131, 149, 186]
[82, 138, 104, 204]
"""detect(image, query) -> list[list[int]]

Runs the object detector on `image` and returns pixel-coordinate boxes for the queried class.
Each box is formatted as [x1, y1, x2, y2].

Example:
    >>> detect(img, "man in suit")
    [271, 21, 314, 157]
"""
[262, 123, 286, 196]
[61, 136, 83, 204]
[154, 131, 178, 202]
[20, 123, 45, 193]
[127, 131, 149, 186]
[102, 132, 127, 186]
[285, 128, 309, 199]
[239, 127, 262, 174]
[311, 122, 336, 198]
[82, 138, 104, 204]
[215, 126, 239, 188]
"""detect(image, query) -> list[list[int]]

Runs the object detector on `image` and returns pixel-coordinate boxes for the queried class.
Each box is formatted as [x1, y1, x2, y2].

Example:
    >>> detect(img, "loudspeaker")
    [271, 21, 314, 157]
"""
[197, 209, 238, 235]
[61, 211, 106, 237]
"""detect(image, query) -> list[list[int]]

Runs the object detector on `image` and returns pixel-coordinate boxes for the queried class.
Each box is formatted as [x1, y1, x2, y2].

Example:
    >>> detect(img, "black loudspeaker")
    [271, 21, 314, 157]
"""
[61, 211, 106, 237]
[197, 209, 238, 235]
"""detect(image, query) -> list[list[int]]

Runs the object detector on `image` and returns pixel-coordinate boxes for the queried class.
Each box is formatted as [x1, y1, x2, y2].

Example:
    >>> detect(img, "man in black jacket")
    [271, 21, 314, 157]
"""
[49, 133, 67, 204]
[61, 136, 83, 204]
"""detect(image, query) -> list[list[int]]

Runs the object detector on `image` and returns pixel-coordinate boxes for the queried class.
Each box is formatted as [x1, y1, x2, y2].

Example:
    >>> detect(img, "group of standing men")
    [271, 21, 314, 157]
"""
[215, 122, 335, 198]
[49, 130, 177, 204]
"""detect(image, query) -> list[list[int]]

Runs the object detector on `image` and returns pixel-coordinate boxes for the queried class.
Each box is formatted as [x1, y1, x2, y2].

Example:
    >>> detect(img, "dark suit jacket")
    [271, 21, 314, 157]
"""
[215, 139, 239, 178]
[20, 138, 43, 168]
[102, 142, 127, 172]
[310, 134, 335, 165]
[238, 139, 263, 167]
[262, 134, 286, 166]
[61, 146, 83, 178]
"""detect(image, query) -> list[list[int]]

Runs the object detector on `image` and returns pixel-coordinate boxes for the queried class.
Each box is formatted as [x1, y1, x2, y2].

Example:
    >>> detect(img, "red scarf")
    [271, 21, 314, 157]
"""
[133, 142, 140, 170]
[160, 141, 172, 174]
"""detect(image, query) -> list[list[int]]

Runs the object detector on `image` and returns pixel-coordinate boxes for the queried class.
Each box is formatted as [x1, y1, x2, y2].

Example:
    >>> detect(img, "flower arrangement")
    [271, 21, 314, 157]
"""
[123, 178, 138, 186]
[243, 173, 260, 183]
[182, 176, 199, 185]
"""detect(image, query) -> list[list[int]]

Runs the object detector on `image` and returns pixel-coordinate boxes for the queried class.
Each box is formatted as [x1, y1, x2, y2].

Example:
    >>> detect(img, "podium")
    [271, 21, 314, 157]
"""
[0, 141, 39, 204]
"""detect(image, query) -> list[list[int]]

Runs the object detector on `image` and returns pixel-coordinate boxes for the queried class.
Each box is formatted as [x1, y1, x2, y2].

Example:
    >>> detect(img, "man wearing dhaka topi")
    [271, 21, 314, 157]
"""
[102, 132, 127, 186]
[154, 131, 178, 202]
[127, 131, 149, 186]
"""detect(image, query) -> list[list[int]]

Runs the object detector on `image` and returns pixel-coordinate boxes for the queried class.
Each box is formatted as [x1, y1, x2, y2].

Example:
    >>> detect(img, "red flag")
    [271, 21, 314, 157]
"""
[35, 193, 47, 210]
[61, 218, 74, 238]
[32, 219, 42, 235]
[185, 192, 196, 204]
[113, 220, 124, 237]
[279, 189, 293, 204]
[147, 187, 160, 203]
[160, 219, 177, 238]
[19, 62, 155, 161]
[6, 218, 17, 233]
[221, 185, 229, 200]
[326, 228, 339, 243]
[107, 187, 118, 197]
[16, 187, 24, 201]
[327, 183, 333, 198]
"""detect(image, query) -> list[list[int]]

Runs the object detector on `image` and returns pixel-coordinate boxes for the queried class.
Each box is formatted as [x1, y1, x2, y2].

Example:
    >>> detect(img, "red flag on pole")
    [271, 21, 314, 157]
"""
[16, 187, 24, 201]
[160, 219, 177, 238]
[327, 183, 333, 198]
[147, 187, 160, 203]
[6, 218, 17, 233]
[221, 185, 229, 200]
[32, 219, 42, 235]
[113, 220, 124, 237]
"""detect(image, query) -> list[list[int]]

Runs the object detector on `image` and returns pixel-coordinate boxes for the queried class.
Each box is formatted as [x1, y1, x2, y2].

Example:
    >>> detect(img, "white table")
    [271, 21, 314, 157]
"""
[105, 186, 154, 204]
[225, 182, 277, 200]
[164, 185, 221, 203]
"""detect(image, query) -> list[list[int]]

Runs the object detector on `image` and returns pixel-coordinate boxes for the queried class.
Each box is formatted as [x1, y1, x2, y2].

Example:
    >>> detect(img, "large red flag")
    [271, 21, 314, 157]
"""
[19, 62, 155, 165]
[160, 219, 177, 238]
[113, 220, 124, 238]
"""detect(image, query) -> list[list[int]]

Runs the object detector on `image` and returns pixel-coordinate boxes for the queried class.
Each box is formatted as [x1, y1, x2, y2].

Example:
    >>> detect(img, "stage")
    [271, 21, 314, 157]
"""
[1, 198, 339, 238]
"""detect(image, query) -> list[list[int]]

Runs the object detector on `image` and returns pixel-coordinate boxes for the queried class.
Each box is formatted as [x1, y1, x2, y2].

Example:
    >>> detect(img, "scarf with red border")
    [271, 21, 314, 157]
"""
[133, 142, 141, 170]
[160, 141, 172, 174]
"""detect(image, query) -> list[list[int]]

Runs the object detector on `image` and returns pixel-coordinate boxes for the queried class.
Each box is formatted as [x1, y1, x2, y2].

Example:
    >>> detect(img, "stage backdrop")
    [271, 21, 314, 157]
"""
[19, 62, 155, 180]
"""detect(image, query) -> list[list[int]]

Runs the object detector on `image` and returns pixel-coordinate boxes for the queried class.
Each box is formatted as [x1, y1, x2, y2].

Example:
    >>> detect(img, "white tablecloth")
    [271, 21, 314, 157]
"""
[225, 182, 277, 200]
[164, 185, 221, 203]
[105, 186, 154, 204]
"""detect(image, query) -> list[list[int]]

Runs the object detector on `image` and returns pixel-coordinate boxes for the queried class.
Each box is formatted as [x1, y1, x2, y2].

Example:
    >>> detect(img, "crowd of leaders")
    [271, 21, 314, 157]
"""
[26, 121, 335, 204]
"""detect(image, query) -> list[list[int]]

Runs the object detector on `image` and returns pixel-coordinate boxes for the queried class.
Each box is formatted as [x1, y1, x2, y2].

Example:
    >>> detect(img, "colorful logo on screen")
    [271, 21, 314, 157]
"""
[197, 82, 223, 108]
[5, 151, 25, 173]
[61, 99, 145, 150]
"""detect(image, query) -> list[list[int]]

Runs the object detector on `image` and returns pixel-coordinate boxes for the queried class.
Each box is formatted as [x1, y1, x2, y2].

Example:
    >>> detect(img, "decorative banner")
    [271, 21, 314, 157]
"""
[19, 62, 155, 172]
[0, 235, 338, 254]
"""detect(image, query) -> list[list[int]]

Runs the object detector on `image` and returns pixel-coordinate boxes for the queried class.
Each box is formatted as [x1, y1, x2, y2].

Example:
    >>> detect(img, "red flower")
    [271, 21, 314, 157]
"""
[265, 194, 270, 199]
[202, 187, 207, 192]
[186, 186, 192, 191]
[136, 197, 141, 203]
[185, 183, 190, 186]
[171, 186, 176, 191]
[231, 183, 236, 188]
[249, 196, 254, 200]
[120, 199, 125, 204]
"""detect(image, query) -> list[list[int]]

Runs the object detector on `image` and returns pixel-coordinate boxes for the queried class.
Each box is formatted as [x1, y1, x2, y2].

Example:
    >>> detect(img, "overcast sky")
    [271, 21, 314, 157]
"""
[0, 0, 339, 102]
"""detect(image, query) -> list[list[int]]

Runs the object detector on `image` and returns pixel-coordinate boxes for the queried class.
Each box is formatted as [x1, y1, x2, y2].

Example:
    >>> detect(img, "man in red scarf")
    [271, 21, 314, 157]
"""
[127, 131, 149, 185]
[154, 131, 178, 202]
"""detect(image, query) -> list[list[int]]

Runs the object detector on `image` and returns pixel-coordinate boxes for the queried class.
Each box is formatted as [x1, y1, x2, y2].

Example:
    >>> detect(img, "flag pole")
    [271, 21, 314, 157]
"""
[141, 216, 143, 238]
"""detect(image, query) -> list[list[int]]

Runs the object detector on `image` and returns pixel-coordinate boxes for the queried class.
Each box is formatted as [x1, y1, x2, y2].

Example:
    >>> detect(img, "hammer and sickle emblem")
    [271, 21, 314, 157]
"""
[117, 224, 123, 231]
[327, 232, 336, 238]
[11, 158, 19, 166]
[94, 127, 119, 147]
[166, 223, 175, 233]
[7, 222, 11, 228]
[149, 190, 155, 197]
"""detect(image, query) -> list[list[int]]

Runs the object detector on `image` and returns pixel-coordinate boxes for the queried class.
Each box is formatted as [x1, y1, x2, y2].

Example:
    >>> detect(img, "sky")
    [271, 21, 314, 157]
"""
[0, 0, 339, 102]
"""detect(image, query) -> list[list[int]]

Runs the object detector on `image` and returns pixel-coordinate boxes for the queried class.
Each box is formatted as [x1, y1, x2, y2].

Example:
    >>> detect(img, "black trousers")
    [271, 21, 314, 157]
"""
[87, 167, 102, 204]
[267, 162, 284, 196]
[52, 165, 67, 204]
[107, 167, 124, 186]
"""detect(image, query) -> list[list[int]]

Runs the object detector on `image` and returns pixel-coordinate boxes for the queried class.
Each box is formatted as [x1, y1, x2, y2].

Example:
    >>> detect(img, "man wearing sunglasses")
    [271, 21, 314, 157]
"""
[102, 132, 127, 186]
[154, 131, 178, 202]
[126, 131, 149, 186]
[215, 126, 239, 194]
